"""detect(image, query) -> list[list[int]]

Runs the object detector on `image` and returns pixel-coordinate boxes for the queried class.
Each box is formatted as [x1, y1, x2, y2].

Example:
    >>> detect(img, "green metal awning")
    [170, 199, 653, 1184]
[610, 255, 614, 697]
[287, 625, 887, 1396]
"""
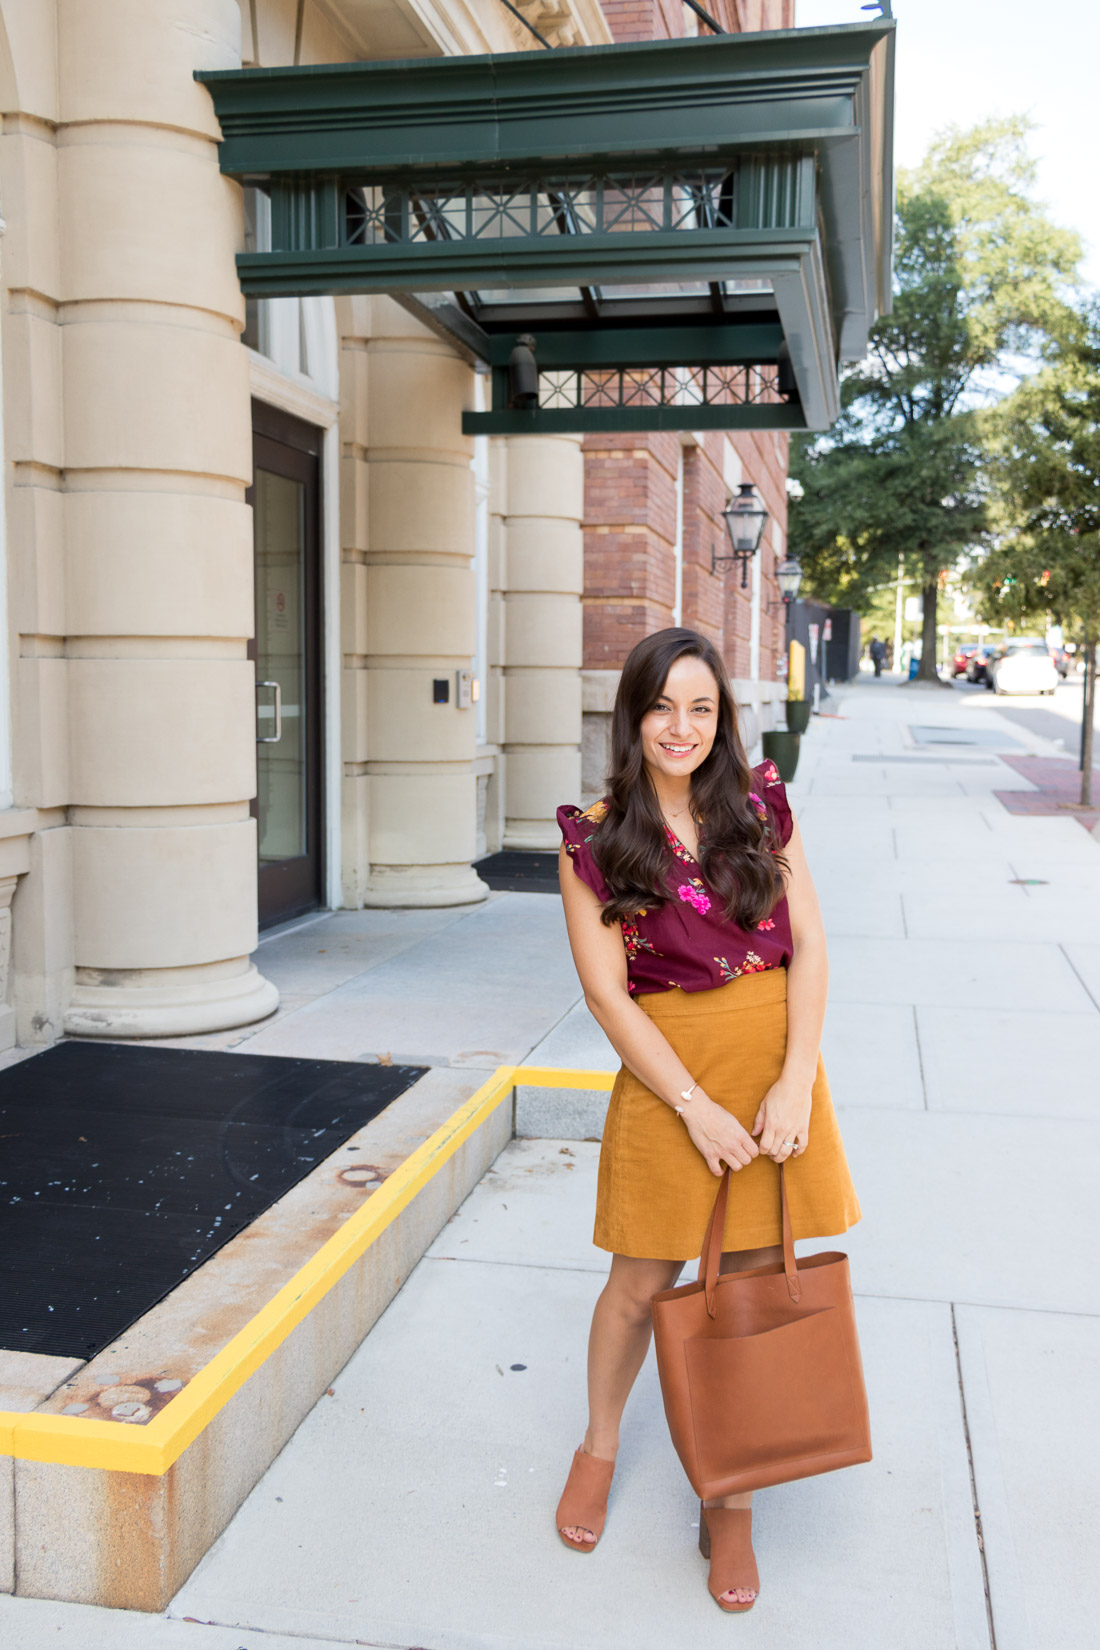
[196, 22, 895, 433]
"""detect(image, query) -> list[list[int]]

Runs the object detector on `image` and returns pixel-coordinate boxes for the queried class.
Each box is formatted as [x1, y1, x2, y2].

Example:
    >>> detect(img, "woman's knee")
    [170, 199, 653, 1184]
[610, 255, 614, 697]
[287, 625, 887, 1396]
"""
[604, 1256, 681, 1320]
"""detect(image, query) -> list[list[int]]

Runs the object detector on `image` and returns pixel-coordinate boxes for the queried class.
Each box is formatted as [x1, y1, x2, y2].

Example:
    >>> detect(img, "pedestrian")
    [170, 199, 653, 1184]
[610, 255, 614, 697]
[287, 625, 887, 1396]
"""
[869, 635, 886, 676]
[555, 627, 861, 1611]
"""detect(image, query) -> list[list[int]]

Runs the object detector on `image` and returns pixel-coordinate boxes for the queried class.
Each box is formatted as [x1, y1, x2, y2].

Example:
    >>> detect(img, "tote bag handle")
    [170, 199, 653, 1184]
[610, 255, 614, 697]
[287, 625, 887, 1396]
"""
[697, 1162, 801, 1317]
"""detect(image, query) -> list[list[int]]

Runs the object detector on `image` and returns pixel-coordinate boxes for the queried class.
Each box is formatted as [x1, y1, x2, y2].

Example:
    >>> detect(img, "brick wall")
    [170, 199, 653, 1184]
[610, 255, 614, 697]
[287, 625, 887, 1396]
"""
[580, 0, 794, 681]
[583, 434, 677, 666]
[600, 1, 795, 45]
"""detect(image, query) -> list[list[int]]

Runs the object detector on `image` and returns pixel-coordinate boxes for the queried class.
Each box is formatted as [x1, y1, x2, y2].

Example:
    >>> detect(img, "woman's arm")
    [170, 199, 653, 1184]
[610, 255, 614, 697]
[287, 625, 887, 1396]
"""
[559, 845, 759, 1176]
[751, 816, 829, 1159]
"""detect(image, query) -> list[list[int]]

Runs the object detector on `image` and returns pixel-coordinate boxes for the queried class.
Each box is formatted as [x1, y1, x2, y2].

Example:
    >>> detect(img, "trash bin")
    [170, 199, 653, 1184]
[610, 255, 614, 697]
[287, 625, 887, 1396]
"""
[907, 655, 920, 680]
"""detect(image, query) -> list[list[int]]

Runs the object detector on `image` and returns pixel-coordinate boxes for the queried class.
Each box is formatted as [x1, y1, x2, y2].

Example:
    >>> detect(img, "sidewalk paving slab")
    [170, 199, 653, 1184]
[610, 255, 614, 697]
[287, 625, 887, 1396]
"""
[917, 1005, 1100, 1118]
[839, 1109, 1100, 1314]
[955, 1304, 1100, 1650]
[0, 1598, 349, 1650]
[172, 1179, 990, 1650]
[240, 893, 581, 1069]
[256, 905, 475, 999]
[428, 1138, 605, 1272]
[1058, 942, 1100, 1006]
[900, 891, 1100, 945]
[821, 1001, 926, 1111]
[828, 935, 1094, 1013]
[817, 886, 908, 936]
[515, 1006, 616, 1139]
[806, 855, 1029, 895]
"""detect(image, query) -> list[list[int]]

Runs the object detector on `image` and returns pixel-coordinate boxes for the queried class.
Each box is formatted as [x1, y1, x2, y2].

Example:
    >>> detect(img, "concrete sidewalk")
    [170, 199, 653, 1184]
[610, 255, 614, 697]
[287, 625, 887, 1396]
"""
[3, 673, 1097, 1648]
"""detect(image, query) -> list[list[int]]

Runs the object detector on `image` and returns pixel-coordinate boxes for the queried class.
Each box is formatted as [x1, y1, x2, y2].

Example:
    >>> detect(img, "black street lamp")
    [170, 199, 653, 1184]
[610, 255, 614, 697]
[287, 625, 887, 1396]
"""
[764, 554, 803, 616]
[712, 483, 769, 587]
[776, 555, 803, 604]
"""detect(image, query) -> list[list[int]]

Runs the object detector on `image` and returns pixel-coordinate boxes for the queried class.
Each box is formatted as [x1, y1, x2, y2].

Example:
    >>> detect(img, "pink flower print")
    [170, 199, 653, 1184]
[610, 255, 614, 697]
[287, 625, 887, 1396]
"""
[748, 790, 769, 820]
[756, 917, 776, 931]
[740, 950, 769, 974]
[677, 882, 711, 915]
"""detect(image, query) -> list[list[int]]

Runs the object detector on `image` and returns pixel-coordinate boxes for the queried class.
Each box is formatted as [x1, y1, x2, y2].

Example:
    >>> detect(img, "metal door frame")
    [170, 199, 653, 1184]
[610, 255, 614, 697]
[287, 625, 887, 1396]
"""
[247, 399, 325, 928]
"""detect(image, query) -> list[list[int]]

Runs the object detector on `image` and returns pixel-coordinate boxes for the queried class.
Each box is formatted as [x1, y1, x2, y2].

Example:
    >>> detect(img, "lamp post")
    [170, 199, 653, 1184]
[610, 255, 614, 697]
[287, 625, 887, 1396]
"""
[776, 555, 802, 606]
[764, 555, 802, 620]
[712, 483, 769, 588]
[768, 555, 803, 708]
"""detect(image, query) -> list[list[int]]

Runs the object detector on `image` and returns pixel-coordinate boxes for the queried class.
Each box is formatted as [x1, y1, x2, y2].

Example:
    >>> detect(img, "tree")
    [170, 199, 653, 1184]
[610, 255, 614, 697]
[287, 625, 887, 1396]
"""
[974, 304, 1100, 804]
[789, 117, 1081, 681]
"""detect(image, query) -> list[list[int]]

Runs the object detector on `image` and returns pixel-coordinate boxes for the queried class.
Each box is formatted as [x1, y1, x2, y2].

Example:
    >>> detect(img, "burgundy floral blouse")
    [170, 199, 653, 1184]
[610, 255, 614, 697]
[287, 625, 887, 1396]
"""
[557, 759, 795, 997]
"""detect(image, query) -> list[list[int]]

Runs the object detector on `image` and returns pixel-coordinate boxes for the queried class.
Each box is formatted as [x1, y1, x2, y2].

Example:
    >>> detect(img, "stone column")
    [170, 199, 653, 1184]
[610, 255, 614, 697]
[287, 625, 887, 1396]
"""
[362, 299, 487, 906]
[56, 0, 277, 1036]
[501, 435, 584, 844]
[335, 294, 371, 909]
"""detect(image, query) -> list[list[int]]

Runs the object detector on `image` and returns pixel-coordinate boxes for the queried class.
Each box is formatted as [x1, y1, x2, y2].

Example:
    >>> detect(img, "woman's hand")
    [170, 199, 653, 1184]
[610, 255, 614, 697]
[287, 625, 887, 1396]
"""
[680, 1092, 760, 1177]
[751, 1074, 813, 1162]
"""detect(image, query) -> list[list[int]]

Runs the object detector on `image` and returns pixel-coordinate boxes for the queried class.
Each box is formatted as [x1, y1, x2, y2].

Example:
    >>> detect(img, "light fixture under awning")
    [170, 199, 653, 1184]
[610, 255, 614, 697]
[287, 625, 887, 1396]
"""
[196, 22, 895, 434]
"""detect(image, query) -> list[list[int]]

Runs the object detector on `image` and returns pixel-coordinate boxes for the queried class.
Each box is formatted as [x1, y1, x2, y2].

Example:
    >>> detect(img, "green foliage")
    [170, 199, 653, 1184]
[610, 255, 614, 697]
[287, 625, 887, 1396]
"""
[906, 119, 1081, 369]
[789, 118, 1081, 676]
[975, 303, 1100, 635]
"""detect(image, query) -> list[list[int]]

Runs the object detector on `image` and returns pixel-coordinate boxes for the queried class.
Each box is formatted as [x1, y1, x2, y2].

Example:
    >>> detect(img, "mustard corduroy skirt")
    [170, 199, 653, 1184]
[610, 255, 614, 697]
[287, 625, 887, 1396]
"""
[594, 968, 861, 1259]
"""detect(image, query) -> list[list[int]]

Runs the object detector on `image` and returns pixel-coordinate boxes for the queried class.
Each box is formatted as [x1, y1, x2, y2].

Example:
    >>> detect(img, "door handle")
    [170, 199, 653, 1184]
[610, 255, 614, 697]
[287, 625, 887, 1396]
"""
[256, 680, 282, 744]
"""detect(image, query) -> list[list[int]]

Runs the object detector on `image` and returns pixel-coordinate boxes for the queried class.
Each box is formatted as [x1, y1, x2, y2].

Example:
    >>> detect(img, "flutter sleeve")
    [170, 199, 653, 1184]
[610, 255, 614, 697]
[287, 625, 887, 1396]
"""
[752, 758, 794, 849]
[557, 801, 613, 903]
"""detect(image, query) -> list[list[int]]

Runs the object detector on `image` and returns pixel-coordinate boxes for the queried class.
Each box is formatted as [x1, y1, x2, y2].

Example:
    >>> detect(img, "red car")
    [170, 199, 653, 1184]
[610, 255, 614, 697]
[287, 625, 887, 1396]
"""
[952, 644, 979, 677]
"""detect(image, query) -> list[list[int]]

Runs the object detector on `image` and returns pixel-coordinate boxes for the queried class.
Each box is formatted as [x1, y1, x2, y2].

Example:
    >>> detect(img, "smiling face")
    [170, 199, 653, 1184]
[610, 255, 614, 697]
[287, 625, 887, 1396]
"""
[639, 655, 720, 786]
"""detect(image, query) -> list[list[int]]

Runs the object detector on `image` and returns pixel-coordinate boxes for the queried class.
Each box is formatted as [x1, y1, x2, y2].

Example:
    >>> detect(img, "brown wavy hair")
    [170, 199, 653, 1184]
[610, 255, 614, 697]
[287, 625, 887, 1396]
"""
[591, 627, 787, 929]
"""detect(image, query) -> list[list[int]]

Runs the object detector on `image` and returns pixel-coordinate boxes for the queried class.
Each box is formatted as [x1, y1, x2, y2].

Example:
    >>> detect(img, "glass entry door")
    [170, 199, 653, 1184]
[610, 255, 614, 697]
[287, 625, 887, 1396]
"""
[248, 403, 323, 928]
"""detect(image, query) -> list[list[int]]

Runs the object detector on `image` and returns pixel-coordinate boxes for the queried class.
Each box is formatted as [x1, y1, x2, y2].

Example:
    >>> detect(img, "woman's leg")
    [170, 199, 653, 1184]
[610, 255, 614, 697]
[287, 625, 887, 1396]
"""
[559, 1252, 682, 1545]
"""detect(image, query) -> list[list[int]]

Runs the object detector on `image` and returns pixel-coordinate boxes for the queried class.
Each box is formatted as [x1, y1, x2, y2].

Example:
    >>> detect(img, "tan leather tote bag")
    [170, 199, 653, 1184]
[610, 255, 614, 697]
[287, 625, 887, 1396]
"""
[650, 1164, 872, 1499]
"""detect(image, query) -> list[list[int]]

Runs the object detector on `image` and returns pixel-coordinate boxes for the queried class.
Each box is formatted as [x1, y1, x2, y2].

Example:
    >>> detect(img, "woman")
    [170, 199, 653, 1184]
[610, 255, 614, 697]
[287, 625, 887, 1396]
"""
[554, 627, 860, 1612]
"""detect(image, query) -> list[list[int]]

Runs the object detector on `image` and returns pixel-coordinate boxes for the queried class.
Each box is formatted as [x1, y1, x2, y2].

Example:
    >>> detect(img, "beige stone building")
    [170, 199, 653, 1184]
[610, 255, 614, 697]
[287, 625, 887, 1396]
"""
[0, 0, 892, 1051]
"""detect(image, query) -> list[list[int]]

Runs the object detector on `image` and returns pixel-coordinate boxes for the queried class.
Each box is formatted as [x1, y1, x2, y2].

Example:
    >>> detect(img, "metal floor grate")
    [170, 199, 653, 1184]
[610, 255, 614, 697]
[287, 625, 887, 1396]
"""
[473, 850, 560, 893]
[909, 724, 1024, 749]
[0, 1042, 426, 1360]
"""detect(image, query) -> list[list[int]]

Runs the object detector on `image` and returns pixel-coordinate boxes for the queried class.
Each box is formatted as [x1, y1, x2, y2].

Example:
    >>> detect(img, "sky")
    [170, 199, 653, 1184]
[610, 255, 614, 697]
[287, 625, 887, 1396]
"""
[795, 0, 1099, 287]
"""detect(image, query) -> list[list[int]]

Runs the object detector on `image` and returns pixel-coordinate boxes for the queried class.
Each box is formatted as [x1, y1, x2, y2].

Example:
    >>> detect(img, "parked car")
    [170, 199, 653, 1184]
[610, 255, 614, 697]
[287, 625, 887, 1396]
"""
[989, 639, 1059, 696]
[1052, 646, 1072, 678]
[965, 645, 999, 685]
[952, 644, 979, 677]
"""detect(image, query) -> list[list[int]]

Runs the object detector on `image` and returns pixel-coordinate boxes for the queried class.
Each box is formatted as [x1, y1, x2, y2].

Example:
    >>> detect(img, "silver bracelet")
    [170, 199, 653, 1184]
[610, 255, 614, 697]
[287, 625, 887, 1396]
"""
[674, 1082, 698, 1116]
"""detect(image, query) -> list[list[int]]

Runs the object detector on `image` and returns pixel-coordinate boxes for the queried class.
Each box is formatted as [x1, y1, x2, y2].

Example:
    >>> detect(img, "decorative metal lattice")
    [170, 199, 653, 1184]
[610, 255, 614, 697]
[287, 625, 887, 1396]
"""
[538, 365, 783, 411]
[343, 168, 742, 248]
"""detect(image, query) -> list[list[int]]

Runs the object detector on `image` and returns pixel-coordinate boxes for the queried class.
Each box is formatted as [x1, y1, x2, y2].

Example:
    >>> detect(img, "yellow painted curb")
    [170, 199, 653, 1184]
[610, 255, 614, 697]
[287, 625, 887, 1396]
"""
[0, 1062, 615, 1473]
[514, 1066, 615, 1091]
